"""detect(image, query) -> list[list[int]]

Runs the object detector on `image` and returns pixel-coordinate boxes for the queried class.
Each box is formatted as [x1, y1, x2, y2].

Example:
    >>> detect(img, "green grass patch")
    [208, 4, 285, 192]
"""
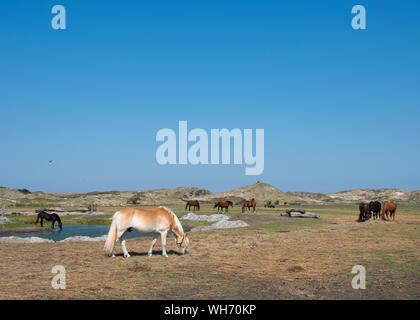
[1, 222, 28, 228]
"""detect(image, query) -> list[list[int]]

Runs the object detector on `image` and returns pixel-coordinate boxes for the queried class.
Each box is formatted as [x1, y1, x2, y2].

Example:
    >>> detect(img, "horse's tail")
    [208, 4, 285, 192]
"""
[35, 213, 40, 224]
[185, 202, 188, 210]
[197, 202, 200, 211]
[104, 212, 119, 256]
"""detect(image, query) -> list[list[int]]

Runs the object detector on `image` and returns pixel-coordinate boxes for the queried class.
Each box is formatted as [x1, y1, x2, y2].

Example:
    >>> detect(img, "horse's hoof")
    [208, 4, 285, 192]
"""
[163, 254, 168, 258]
[124, 254, 131, 258]
[148, 252, 152, 257]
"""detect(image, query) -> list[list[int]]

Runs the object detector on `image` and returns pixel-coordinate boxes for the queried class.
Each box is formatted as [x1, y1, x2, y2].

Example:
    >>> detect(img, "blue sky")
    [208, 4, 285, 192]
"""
[1, 0, 419, 193]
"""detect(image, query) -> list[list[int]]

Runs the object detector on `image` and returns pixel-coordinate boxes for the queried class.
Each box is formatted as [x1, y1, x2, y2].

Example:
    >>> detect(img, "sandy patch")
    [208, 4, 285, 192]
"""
[0, 236, 53, 243]
[181, 212, 248, 231]
[0, 235, 108, 243]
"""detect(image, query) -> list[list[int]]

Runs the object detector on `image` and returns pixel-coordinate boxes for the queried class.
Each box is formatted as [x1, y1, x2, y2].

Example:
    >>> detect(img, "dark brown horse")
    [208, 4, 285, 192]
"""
[369, 201, 382, 220]
[185, 200, 200, 212]
[242, 198, 256, 213]
[382, 201, 397, 221]
[358, 202, 370, 222]
[35, 209, 63, 230]
[214, 201, 233, 213]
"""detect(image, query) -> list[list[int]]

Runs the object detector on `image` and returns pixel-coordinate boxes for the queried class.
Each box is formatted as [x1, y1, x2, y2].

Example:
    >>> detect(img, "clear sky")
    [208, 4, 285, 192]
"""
[1, 0, 419, 193]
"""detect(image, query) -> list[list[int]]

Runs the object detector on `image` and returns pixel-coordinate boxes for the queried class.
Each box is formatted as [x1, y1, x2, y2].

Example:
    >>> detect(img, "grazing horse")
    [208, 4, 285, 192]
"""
[35, 209, 63, 230]
[369, 201, 382, 220]
[214, 201, 233, 213]
[382, 201, 397, 221]
[185, 200, 200, 212]
[104, 206, 189, 258]
[358, 202, 370, 222]
[242, 198, 256, 213]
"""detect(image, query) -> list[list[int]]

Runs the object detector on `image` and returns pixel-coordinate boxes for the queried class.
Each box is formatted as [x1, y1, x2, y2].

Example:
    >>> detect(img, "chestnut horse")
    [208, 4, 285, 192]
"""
[185, 200, 200, 212]
[242, 198, 256, 213]
[382, 201, 397, 221]
[104, 206, 189, 258]
[214, 201, 233, 213]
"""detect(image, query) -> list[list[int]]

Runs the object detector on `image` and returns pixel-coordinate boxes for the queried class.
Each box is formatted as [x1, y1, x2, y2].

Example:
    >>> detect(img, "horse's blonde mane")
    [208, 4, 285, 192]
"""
[159, 206, 184, 235]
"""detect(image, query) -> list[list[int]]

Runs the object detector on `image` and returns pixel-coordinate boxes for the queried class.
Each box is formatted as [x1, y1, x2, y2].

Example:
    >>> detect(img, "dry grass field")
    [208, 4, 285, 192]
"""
[0, 204, 419, 300]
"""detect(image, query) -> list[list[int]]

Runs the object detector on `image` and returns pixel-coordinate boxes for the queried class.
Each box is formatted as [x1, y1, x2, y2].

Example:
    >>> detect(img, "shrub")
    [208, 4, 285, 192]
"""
[128, 193, 145, 205]
[18, 188, 31, 195]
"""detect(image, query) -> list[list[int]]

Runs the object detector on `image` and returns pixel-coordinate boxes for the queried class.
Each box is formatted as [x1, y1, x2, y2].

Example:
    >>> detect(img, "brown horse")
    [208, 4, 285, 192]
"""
[358, 202, 370, 222]
[185, 200, 200, 212]
[242, 198, 256, 213]
[214, 201, 233, 213]
[382, 201, 397, 221]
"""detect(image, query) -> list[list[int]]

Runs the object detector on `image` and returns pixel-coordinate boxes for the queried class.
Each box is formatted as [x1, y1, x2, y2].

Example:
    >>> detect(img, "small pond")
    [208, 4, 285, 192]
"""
[16, 225, 151, 242]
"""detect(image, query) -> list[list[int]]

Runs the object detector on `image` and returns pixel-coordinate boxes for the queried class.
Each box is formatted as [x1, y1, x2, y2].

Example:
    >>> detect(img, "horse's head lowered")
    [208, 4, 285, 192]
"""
[176, 233, 190, 254]
[57, 217, 63, 230]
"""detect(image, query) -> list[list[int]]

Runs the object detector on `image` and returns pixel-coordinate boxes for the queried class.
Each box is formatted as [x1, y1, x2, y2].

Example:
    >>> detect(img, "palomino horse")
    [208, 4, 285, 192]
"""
[104, 206, 189, 258]
[35, 209, 63, 230]
[382, 201, 397, 221]
[242, 198, 256, 213]
[214, 201, 233, 213]
[185, 200, 200, 212]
